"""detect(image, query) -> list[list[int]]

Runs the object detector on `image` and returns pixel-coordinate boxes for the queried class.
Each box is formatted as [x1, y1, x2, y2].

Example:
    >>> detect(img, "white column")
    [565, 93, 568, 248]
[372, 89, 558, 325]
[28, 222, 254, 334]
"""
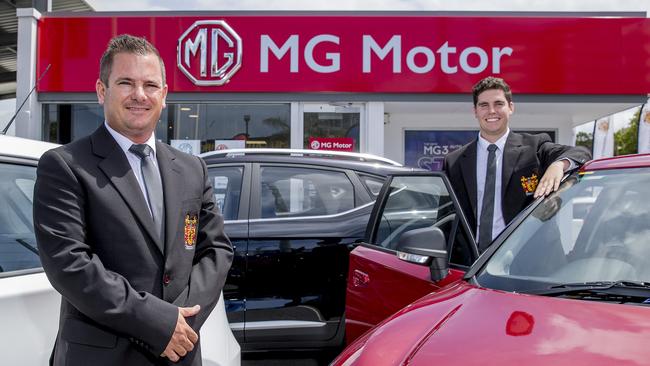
[290, 102, 303, 149]
[15, 8, 42, 140]
[364, 101, 384, 156]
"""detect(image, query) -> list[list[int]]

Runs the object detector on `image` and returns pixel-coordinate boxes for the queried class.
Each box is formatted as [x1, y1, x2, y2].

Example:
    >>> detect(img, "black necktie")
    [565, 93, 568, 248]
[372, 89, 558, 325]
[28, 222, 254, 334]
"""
[479, 144, 498, 252]
[129, 144, 165, 244]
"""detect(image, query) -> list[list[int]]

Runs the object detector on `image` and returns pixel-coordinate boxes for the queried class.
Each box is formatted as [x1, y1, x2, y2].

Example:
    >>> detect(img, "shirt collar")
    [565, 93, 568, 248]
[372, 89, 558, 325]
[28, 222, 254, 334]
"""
[477, 128, 509, 153]
[104, 121, 157, 157]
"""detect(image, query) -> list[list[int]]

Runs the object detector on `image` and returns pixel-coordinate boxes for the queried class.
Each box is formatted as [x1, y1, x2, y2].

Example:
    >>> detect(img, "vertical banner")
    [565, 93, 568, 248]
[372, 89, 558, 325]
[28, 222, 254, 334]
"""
[592, 116, 614, 159]
[638, 101, 650, 154]
[404, 130, 476, 171]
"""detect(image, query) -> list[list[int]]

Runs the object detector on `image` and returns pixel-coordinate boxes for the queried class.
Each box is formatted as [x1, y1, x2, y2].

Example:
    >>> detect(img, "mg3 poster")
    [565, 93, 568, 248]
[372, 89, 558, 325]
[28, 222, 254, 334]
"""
[404, 130, 556, 171]
[404, 130, 476, 171]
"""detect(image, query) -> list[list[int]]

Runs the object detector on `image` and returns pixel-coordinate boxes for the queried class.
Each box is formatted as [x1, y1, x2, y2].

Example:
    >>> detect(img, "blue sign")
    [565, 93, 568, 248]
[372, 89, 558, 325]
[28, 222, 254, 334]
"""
[404, 130, 476, 171]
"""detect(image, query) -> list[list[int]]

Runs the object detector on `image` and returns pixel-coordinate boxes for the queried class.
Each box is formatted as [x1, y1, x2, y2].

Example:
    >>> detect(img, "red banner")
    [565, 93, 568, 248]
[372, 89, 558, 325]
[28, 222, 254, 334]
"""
[309, 137, 354, 152]
[37, 15, 650, 94]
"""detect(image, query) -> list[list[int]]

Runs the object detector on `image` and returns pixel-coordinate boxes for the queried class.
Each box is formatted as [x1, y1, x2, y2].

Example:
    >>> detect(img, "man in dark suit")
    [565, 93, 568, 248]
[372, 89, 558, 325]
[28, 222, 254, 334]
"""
[444, 76, 590, 252]
[34, 34, 233, 365]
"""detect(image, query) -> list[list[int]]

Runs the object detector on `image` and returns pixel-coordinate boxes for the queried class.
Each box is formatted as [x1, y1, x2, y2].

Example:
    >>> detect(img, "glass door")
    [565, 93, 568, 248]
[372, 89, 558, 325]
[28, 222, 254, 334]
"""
[302, 103, 364, 153]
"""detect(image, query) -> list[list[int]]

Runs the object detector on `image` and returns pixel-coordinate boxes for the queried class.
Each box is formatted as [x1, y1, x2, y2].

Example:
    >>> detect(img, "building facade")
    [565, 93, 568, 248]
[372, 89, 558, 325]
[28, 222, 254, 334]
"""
[15, 11, 650, 167]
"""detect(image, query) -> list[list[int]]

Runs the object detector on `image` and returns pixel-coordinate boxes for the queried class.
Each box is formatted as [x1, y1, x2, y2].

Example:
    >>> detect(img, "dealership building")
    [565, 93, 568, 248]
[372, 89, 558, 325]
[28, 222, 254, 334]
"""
[9, 6, 650, 168]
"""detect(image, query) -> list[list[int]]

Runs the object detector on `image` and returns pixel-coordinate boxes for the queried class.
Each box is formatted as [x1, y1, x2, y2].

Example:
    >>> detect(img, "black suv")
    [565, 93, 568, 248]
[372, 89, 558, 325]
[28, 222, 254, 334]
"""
[201, 149, 415, 352]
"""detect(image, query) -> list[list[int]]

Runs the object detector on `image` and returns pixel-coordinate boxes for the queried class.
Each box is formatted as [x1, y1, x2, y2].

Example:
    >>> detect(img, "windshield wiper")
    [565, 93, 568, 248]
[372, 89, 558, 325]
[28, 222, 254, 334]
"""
[525, 280, 650, 301]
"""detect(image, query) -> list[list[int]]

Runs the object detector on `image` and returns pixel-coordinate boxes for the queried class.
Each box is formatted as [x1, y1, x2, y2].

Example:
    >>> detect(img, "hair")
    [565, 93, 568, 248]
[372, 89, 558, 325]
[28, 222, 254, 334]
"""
[99, 34, 166, 86]
[472, 76, 512, 106]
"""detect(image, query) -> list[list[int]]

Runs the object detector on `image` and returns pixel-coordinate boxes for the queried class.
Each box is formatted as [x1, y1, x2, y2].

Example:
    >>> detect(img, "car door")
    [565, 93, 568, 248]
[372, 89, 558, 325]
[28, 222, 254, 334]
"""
[206, 163, 250, 340]
[0, 156, 60, 366]
[345, 172, 478, 344]
[244, 163, 372, 348]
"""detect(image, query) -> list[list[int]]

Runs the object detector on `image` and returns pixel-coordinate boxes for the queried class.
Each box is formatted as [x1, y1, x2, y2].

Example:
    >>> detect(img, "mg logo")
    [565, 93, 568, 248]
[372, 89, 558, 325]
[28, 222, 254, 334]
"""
[177, 20, 242, 86]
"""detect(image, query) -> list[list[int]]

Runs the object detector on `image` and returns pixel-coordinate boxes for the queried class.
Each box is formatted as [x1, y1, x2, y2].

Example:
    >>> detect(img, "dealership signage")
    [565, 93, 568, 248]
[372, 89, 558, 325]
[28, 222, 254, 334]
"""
[37, 15, 650, 94]
[309, 137, 354, 152]
[177, 20, 242, 86]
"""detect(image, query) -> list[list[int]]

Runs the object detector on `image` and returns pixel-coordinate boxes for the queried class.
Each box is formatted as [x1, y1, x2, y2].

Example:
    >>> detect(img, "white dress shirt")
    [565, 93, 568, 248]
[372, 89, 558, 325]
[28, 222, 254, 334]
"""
[104, 121, 159, 216]
[476, 128, 509, 241]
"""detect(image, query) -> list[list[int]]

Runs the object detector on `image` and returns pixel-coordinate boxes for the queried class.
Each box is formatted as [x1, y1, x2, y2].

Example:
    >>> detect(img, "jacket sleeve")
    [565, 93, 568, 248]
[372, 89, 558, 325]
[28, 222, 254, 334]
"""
[536, 134, 592, 171]
[33, 149, 178, 356]
[173, 156, 234, 331]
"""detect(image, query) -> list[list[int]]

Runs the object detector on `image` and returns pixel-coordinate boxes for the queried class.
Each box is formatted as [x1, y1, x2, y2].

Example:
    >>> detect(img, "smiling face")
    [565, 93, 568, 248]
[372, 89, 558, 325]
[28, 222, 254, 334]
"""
[96, 52, 168, 144]
[474, 88, 514, 143]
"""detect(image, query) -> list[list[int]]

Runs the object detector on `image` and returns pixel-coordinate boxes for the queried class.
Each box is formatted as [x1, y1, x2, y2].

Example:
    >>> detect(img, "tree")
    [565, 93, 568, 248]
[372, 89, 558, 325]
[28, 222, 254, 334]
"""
[575, 131, 593, 152]
[614, 108, 641, 156]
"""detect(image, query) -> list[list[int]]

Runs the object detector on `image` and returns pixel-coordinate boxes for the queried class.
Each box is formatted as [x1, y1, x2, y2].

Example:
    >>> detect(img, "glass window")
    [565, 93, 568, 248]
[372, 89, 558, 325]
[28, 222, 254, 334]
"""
[259, 167, 354, 219]
[478, 168, 650, 292]
[372, 176, 455, 251]
[303, 106, 360, 152]
[173, 104, 290, 152]
[0, 163, 40, 273]
[207, 166, 244, 221]
[71, 104, 103, 141]
[43, 103, 286, 151]
[358, 174, 385, 198]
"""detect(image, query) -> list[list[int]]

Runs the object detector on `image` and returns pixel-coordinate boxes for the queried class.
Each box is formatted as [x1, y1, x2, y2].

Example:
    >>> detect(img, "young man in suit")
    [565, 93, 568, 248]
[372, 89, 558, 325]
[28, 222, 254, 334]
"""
[444, 76, 590, 253]
[34, 34, 233, 365]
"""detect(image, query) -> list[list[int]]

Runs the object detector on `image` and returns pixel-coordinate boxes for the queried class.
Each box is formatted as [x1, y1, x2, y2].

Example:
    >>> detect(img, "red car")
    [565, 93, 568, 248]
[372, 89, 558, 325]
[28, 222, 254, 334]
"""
[335, 154, 650, 365]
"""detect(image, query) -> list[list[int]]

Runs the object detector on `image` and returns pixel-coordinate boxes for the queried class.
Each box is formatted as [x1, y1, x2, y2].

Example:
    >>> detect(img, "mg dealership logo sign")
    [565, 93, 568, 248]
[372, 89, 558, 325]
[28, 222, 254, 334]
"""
[177, 20, 242, 86]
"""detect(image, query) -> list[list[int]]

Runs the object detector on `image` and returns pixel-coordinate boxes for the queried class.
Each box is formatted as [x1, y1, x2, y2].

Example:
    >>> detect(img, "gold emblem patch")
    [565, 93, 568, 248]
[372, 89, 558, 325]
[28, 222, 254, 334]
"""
[520, 174, 538, 194]
[184, 214, 198, 249]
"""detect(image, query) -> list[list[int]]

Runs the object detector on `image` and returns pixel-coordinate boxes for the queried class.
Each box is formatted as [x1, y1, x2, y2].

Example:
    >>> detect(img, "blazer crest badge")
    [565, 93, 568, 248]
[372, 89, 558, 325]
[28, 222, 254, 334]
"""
[184, 214, 198, 249]
[520, 174, 539, 194]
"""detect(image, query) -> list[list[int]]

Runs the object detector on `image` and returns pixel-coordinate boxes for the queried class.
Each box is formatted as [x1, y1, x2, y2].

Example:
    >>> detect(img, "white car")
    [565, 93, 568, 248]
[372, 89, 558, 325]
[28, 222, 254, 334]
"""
[0, 134, 240, 366]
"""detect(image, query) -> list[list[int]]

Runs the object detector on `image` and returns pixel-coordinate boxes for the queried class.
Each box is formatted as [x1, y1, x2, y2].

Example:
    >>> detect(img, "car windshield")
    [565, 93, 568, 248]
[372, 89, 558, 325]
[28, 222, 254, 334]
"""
[476, 167, 650, 293]
[0, 162, 40, 274]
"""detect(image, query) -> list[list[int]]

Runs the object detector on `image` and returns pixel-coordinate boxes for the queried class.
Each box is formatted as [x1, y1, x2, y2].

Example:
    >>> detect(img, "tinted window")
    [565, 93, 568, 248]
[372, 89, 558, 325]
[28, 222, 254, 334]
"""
[358, 174, 385, 198]
[0, 162, 40, 273]
[259, 167, 354, 219]
[372, 175, 456, 251]
[479, 168, 650, 292]
[207, 166, 244, 221]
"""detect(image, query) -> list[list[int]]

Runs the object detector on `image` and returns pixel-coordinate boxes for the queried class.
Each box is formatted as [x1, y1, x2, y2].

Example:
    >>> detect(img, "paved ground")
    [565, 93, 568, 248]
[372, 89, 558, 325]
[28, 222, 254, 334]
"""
[243, 360, 320, 366]
[242, 351, 337, 366]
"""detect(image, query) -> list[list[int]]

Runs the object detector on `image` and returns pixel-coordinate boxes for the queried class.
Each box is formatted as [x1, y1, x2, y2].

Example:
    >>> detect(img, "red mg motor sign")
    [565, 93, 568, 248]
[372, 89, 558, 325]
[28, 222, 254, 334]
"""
[37, 15, 650, 94]
[309, 137, 354, 152]
[177, 20, 242, 86]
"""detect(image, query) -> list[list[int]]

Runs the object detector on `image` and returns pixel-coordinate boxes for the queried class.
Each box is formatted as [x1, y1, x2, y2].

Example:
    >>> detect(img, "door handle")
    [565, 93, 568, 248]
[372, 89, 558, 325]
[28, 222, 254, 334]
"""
[352, 269, 370, 287]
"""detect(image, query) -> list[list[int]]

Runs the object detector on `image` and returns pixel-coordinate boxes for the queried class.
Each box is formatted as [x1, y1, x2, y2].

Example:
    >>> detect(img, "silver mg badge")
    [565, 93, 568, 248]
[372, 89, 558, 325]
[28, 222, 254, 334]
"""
[177, 20, 242, 86]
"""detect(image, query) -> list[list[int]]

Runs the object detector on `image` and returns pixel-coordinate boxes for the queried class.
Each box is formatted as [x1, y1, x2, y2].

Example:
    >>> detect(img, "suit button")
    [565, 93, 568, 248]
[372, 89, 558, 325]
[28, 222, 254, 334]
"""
[163, 274, 171, 285]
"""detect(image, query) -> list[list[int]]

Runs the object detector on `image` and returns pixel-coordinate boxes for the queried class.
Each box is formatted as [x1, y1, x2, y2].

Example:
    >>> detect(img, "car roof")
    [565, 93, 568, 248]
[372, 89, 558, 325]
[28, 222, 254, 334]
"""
[201, 149, 418, 175]
[581, 153, 650, 172]
[0, 135, 59, 160]
[201, 148, 402, 166]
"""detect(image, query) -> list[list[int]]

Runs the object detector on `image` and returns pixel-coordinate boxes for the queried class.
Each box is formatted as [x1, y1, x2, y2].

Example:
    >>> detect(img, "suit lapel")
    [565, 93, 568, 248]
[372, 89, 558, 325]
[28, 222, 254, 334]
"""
[459, 140, 478, 220]
[501, 132, 524, 197]
[156, 142, 184, 256]
[92, 126, 163, 253]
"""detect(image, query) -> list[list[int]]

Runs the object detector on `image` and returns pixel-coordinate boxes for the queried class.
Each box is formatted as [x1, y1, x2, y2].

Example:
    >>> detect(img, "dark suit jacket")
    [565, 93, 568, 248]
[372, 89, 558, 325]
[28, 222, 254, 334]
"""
[443, 132, 590, 237]
[34, 125, 233, 366]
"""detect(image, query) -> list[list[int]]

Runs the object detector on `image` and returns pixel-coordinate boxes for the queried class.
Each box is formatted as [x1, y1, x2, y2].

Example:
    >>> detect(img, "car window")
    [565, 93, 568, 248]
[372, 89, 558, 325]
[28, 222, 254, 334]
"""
[479, 168, 650, 292]
[259, 166, 354, 219]
[207, 166, 243, 221]
[358, 174, 385, 198]
[371, 175, 457, 251]
[0, 162, 41, 274]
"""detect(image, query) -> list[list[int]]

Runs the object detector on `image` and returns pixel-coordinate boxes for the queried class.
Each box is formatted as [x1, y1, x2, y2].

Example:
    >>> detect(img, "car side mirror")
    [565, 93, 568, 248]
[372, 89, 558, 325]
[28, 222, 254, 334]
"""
[396, 226, 449, 282]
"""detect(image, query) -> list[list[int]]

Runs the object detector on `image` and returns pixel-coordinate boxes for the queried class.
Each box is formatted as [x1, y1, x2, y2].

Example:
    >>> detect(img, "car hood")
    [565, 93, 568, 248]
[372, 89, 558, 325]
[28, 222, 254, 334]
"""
[350, 281, 650, 366]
